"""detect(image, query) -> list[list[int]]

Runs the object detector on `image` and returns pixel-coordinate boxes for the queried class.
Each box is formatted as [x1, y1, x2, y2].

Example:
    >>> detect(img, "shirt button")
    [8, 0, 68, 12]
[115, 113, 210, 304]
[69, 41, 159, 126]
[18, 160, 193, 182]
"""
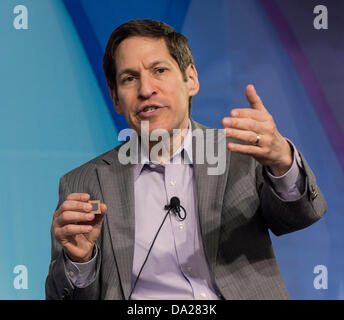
[200, 292, 206, 299]
[150, 164, 157, 169]
[179, 223, 184, 230]
[186, 266, 192, 272]
[170, 180, 176, 186]
[68, 271, 75, 278]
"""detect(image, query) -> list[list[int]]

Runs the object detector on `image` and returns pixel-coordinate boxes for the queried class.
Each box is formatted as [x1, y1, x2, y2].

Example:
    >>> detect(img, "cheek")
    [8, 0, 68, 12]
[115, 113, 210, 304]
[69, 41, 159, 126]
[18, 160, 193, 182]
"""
[174, 85, 190, 111]
[117, 92, 135, 114]
[166, 80, 189, 106]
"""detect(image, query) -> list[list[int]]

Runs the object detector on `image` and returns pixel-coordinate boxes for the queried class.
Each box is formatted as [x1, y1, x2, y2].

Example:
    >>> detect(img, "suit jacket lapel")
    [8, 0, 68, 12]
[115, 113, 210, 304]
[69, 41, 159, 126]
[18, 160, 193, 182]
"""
[96, 148, 135, 300]
[191, 120, 230, 272]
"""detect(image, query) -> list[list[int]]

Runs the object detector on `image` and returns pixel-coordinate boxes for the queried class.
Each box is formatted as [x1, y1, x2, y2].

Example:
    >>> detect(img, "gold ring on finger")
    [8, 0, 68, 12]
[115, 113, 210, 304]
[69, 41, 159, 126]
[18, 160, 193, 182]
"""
[254, 134, 261, 146]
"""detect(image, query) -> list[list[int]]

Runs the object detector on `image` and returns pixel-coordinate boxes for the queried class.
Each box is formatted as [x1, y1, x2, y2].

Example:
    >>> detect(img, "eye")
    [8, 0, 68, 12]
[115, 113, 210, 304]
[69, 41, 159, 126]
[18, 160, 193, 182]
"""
[123, 76, 135, 83]
[155, 67, 166, 74]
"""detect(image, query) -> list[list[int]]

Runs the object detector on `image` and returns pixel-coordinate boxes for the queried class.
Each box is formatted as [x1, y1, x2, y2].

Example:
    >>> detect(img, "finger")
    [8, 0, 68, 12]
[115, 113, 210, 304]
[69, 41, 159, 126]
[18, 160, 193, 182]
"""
[56, 210, 96, 226]
[55, 224, 93, 239]
[66, 193, 90, 202]
[230, 108, 269, 122]
[227, 141, 264, 156]
[225, 128, 262, 145]
[222, 117, 266, 133]
[55, 200, 93, 218]
[245, 84, 266, 111]
[100, 203, 107, 214]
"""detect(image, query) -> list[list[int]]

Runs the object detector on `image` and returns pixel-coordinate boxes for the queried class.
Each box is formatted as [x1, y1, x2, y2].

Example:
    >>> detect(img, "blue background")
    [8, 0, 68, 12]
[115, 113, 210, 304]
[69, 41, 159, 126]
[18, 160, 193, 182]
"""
[0, 0, 343, 299]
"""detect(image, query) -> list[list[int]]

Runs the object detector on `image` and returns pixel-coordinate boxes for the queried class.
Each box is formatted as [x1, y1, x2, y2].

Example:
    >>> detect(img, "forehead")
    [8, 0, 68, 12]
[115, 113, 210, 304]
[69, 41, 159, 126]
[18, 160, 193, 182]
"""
[115, 36, 176, 69]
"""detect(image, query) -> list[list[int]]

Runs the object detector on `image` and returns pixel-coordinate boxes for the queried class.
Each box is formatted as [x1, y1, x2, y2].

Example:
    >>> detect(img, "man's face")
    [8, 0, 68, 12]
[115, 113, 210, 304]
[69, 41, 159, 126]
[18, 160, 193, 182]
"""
[111, 36, 199, 135]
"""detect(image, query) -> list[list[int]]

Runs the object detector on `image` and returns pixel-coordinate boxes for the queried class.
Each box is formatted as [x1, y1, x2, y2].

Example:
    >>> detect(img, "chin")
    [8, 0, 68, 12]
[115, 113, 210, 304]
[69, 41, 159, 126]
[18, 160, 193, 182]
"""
[144, 118, 171, 132]
[148, 124, 172, 135]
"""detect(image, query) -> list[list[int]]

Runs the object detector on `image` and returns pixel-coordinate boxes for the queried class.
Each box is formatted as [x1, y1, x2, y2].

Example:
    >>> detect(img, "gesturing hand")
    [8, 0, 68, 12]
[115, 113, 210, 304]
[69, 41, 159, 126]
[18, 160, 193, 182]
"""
[222, 84, 293, 176]
[52, 193, 107, 263]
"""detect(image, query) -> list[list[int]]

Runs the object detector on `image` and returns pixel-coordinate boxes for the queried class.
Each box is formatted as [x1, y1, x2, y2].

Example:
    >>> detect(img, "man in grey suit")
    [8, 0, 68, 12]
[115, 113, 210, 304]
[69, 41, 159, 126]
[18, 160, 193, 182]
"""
[45, 19, 326, 300]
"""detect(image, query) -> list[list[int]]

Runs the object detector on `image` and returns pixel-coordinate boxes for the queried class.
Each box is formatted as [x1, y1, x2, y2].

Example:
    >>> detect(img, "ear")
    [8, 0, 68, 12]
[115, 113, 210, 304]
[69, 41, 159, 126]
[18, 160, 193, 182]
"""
[185, 64, 199, 97]
[108, 86, 123, 115]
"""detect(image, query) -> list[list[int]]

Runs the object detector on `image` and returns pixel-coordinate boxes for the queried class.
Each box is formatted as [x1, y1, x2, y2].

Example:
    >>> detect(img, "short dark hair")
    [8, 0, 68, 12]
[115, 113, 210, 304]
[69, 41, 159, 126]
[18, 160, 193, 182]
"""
[103, 19, 195, 111]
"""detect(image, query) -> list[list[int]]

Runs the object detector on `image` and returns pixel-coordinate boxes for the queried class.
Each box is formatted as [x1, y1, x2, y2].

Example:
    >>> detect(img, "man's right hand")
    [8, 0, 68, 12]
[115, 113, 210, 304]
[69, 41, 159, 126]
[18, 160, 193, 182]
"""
[52, 193, 107, 263]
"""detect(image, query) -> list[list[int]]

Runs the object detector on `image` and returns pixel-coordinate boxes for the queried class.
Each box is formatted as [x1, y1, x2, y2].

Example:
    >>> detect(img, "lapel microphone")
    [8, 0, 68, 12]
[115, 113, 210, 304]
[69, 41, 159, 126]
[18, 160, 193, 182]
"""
[128, 196, 187, 300]
[164, 196, 187, 221]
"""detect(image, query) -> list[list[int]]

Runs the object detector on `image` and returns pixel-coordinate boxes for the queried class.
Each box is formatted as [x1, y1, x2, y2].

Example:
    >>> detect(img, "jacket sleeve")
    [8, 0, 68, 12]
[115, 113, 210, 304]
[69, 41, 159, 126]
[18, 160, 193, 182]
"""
[257, 150, 327, 236]
[45, 175, 101, 300]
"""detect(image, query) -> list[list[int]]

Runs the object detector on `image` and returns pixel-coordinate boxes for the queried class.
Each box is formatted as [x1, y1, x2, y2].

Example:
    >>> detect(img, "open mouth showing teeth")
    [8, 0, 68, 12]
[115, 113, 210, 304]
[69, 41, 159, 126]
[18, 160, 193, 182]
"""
[143, 106, 159, 113]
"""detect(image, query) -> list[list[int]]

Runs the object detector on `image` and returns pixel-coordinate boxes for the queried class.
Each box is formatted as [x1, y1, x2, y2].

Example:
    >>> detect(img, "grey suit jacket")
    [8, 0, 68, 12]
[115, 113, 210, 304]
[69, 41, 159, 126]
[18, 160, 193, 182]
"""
[45, 120, 326, 300]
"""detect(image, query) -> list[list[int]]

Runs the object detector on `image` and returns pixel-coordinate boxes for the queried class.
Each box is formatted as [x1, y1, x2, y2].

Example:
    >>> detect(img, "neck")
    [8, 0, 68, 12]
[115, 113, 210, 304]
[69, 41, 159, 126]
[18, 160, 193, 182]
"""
[140, 120, 190, 164]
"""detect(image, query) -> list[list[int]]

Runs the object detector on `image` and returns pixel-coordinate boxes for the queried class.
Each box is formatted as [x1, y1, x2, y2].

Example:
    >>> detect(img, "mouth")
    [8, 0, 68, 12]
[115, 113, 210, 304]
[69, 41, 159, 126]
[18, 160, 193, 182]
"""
[137, 105, 165, 118]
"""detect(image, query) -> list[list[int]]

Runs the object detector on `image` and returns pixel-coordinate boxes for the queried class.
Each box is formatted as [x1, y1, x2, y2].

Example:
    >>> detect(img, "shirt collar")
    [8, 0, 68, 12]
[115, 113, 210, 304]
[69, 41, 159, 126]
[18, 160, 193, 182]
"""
[133, 120, 193, 180]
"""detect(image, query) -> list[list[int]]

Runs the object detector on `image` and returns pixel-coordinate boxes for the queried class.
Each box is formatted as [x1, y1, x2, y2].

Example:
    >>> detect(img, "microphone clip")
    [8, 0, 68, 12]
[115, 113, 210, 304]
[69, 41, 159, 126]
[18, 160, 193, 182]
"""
[165, 196, 187, 221]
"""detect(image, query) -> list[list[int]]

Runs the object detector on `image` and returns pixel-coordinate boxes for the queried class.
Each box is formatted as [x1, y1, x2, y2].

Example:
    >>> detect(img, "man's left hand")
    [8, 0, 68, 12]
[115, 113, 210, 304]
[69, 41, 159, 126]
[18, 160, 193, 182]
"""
[222, 84, 292, 177]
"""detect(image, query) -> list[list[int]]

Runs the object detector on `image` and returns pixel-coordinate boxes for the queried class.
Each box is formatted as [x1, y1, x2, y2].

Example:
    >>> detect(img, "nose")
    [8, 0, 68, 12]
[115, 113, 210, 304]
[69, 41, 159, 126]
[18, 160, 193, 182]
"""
[138, 74, 156, 99]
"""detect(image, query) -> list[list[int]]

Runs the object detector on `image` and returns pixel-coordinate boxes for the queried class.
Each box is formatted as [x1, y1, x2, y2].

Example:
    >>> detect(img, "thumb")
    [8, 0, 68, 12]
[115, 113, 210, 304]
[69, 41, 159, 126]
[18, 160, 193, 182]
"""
[246, 84, 266, 111]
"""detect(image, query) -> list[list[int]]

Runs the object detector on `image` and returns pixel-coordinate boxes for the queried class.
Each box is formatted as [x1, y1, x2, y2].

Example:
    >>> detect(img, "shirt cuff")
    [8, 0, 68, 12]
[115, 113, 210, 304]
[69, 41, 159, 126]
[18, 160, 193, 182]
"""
[264, 139, 305, 201]
[64, 245, 98, 288]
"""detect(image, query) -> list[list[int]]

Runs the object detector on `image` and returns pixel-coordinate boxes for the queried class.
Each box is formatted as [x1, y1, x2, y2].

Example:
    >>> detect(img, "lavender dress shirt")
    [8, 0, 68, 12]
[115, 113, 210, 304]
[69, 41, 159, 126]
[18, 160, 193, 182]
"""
[65, 122, 304, 299]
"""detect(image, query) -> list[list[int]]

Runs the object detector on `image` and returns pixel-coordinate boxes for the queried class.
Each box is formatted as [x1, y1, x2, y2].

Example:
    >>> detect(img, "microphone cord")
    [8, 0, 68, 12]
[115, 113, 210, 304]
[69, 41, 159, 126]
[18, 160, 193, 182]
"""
[128, 197, 186, 300]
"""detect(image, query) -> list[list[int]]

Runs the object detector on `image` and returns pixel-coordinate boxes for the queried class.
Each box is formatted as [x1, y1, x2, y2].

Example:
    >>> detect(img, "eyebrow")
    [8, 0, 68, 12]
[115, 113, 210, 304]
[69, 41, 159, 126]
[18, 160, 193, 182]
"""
[117, 60, 172, 78]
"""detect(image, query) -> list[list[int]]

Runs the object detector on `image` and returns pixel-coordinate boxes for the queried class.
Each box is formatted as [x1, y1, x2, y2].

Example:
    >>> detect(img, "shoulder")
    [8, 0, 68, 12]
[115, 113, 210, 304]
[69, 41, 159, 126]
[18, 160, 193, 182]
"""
[61, 147, 119, 182]
[190, 118, 211, 132]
